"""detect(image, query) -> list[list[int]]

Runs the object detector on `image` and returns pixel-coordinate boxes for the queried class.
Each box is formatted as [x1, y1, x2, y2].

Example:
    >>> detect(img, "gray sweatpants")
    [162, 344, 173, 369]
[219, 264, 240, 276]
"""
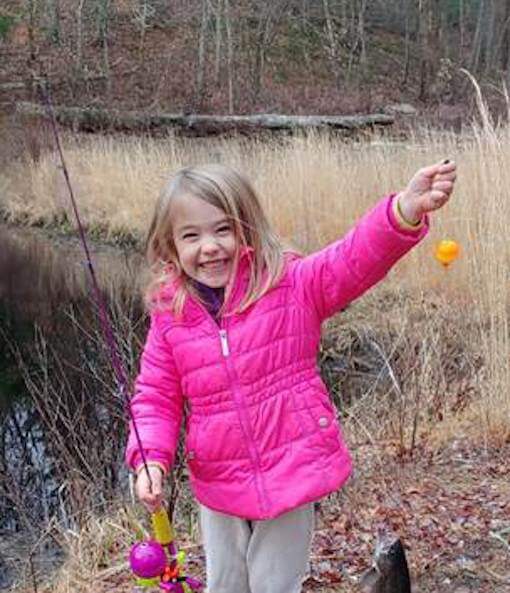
[199, 504, 314, 593]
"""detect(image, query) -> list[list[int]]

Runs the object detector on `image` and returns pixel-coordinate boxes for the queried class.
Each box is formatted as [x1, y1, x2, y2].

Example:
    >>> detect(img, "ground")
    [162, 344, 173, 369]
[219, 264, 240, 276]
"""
[72, 436, 510, 593]
[308, 437, 510, 593]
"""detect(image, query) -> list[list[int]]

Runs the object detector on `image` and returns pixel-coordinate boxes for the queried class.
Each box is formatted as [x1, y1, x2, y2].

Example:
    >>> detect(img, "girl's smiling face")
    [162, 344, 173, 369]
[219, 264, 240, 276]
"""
[171, 193, 237, 288]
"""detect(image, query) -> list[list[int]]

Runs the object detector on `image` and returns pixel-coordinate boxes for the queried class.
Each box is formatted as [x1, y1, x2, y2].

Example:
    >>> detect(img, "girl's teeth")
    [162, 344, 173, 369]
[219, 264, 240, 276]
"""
[203, 261, 225, 269]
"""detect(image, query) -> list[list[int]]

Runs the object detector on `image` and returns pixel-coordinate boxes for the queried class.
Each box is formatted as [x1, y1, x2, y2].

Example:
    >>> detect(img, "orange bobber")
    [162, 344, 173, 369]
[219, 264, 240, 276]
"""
[435, 239, 460, 267]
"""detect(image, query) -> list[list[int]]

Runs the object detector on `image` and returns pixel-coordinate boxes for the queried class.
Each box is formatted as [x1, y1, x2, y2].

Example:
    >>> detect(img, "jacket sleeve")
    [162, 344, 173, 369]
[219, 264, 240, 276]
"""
[291, 194, 428, 322]
[125, 312, 183, 473]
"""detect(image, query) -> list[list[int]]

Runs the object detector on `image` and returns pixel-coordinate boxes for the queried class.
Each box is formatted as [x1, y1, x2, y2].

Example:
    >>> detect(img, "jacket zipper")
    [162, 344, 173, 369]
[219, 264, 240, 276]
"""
[189, 296, 270, 513]
[219, 329, 230, 357]
[217, 324, 270, 513]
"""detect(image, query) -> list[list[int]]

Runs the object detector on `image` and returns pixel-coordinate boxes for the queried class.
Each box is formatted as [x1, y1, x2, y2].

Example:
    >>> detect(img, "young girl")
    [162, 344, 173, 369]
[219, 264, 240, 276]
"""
[126, 159, 456, 593]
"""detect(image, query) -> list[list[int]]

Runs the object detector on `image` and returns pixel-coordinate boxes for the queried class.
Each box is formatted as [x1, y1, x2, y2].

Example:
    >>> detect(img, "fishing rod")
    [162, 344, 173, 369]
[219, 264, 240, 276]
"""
[39, 82, 202, 592]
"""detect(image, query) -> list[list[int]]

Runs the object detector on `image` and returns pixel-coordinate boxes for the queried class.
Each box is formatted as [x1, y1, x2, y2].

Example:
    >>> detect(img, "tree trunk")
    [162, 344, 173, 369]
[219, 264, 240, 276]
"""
[224, 0, 234, 113]
[96, 0, 111, 97]
[483, 0, 497, 76]
[137, 0, 154, 65]
[76, 0, 86, 75]
[357, 0, 367, 69]
[322, 0, 342, 88]
[213, 0, 222, 86]
[501, 0, 510, 72]
[196, 0, 209, 109]
[418, 0, 439, 102]
[470, 0, 486, 74]
[458, 0, 464, 64]
[347, 0, 368, 79]
[253, 27, 264, 102]
[47, 0, 61, 44]
[27, 0, 38, 63]
[418, 0, 427, 101]
[402, 0, 411, 85]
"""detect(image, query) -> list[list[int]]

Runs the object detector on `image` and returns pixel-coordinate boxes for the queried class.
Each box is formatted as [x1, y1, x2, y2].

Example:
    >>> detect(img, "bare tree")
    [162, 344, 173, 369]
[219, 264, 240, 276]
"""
[501, 0, 510, 72]
[347, 0, 368, 80]
[46, 0, 61, 44]
[457, 0, 465, 64]
[418, 0, 441, 102]
[469, 0, 498, 76]
[402, 0, 414, 85]
[96, 0, 112, 97]
[195, 0, 210, 110]
[321, 0, 346, 88]
[133, 0, 156, 64]
[75, 0, 87, 75]
[224, 0, 235, 113]
[25, 0, 39, 63]
[245, 0, 292, 103]
[207, 0, 223, 85]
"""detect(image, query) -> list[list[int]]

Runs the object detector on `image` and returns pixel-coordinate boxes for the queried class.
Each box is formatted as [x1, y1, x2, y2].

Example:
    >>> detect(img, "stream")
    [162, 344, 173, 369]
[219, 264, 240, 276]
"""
[0, 222, 145, 589]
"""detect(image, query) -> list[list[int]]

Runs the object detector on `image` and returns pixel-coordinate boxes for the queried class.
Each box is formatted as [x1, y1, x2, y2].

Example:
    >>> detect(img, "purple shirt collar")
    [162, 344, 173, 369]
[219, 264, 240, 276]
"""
[192, 280, 225, 321]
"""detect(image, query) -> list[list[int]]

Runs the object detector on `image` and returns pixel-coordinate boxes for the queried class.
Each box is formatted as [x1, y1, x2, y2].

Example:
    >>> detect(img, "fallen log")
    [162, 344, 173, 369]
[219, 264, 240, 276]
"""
[0, 82, 27, 92]
[16, 101, 394, 137]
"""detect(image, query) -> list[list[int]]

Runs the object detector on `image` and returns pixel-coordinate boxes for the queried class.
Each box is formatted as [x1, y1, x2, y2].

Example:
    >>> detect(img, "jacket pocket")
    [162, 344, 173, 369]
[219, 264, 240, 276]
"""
[186, 411, 250, 463]
[185, 415, 202, 465]
[293, 379, 339, 438]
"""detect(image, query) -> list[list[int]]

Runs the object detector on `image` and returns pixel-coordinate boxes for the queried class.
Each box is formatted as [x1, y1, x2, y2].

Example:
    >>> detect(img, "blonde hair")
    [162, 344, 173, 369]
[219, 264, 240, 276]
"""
[145, 163, 285, 316]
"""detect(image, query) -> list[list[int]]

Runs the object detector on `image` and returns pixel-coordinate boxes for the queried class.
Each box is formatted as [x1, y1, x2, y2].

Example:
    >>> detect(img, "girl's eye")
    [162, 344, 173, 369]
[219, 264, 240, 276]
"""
[217, 225, 231, 234]
[182, 232, 198, 240]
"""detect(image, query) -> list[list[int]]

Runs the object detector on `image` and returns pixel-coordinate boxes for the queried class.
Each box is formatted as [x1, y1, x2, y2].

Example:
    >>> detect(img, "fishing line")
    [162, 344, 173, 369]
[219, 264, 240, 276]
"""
[38, 80, 153, 490]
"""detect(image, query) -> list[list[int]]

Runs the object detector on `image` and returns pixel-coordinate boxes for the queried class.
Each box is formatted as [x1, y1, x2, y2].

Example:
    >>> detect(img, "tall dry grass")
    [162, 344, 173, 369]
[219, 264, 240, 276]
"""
[1, 116, 509, 443]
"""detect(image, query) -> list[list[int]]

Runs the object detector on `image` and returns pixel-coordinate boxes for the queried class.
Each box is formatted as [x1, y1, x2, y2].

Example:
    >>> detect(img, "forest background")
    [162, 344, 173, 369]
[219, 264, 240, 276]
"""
[0, 2, 510, 593]
[2, 0, 510, 126]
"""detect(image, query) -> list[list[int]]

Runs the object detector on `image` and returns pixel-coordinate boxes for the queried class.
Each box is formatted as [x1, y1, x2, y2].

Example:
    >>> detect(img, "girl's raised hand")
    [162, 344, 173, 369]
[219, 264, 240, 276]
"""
[135, 464, 165, 513]
[397, 159, 457, 224]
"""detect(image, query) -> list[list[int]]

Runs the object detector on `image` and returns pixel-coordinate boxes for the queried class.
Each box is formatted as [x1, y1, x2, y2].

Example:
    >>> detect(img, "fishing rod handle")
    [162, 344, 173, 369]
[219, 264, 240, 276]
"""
[152, 507, 174, 545]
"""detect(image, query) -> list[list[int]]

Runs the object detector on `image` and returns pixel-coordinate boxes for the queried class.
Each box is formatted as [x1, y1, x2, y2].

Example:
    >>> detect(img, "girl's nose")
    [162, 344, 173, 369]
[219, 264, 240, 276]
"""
[200, 238, 220, 254]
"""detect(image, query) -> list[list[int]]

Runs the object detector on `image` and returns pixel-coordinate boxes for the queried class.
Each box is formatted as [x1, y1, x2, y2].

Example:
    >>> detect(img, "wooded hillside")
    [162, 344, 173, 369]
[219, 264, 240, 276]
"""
[1, 1, 509, 119]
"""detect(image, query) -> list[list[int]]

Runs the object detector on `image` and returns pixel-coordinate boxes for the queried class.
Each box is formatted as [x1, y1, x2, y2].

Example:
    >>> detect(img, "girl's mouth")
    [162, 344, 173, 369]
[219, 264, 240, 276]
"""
[200, 259, 229, 272]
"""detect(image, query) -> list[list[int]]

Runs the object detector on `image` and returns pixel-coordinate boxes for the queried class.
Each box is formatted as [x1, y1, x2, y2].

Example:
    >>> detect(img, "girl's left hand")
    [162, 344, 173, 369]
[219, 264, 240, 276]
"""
[397, 159, 457, 224]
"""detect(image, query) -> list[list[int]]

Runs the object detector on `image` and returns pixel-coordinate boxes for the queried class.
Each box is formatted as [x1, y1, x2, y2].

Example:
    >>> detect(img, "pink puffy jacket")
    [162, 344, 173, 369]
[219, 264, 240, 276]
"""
[126, 195, 428, 519]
